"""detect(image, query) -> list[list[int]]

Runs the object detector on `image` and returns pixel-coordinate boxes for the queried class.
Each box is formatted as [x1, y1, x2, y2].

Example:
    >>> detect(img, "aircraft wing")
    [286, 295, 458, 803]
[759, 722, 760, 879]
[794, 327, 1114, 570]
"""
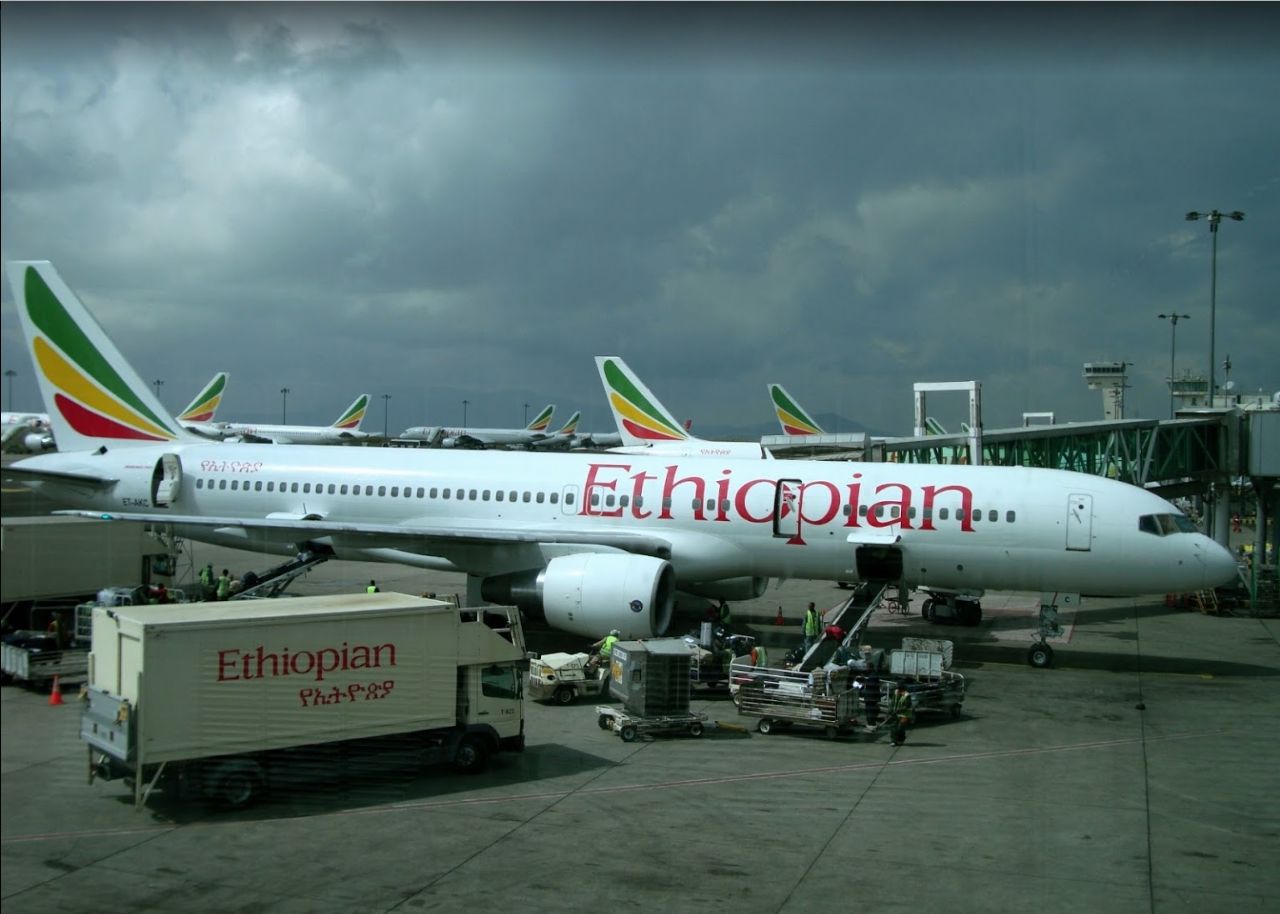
[5, 464, 119, 489]
[56, 509, 676, 559]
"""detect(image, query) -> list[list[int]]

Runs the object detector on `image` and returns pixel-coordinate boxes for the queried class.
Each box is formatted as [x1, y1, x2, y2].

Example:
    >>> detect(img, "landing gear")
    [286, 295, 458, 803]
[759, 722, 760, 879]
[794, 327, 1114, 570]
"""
[1028, 642, 1054, 669]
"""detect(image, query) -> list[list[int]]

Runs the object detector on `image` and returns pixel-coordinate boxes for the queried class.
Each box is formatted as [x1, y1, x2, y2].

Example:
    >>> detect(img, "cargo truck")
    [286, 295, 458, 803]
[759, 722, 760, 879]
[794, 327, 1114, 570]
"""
[80, 593, 527, 809]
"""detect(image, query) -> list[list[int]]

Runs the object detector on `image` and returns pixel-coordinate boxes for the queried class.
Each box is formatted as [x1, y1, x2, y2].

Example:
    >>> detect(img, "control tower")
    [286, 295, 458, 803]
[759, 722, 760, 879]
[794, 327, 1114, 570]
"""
[1083, 362, 1128, 420]
[1169, 371, 1209, 409]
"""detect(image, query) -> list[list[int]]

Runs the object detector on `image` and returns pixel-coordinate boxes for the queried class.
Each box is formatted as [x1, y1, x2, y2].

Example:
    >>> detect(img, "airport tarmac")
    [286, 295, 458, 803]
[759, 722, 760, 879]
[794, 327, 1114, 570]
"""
[3, 534, 1279, 914]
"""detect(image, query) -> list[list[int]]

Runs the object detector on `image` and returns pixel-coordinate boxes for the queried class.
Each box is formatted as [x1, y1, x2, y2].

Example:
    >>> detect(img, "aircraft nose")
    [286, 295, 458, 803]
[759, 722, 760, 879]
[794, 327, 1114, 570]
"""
[1201, 539, 1239, 589]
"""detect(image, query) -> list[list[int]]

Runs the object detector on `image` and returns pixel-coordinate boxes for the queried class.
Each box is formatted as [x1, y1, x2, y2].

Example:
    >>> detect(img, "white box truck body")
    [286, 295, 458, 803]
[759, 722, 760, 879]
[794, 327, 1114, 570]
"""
[80, 593, 526, 808]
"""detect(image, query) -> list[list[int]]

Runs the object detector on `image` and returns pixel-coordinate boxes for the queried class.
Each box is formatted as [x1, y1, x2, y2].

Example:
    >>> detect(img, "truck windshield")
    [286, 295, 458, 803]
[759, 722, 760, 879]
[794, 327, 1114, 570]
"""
[481, 665, 520, 699]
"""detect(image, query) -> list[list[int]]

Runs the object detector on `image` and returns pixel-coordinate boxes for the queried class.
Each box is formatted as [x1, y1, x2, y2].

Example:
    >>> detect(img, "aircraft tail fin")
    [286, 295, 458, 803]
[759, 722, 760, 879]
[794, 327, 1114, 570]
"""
[769, 383, 825, 436]
[5, 261, 205, 452]
[594, 357, 695, 446]
[525, 403, 555, 432]
[176, 372, 229, 423]
[555, 410, 581, 436]
[331, 394, 370, 430]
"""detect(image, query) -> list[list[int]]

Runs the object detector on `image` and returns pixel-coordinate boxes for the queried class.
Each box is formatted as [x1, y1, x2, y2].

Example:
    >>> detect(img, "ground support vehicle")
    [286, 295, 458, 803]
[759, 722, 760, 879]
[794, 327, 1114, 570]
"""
[595, 705, 708, 741]
[80, 593, 526, 809]
[731, 662, 863, 739]
[686, 632, 755, 689]
[528, 651, 610, 704]
[888, 649, 966, 720]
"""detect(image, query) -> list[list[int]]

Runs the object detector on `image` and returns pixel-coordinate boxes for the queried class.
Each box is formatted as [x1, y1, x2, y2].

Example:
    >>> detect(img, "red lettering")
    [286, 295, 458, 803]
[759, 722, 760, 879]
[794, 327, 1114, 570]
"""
[629, 470, 655, 519]
[843, 473, 864, 528]
[922, 483, 974, 532]
[713, 471, 732, 522]
[217, 649, 241, 681]
[866, 482, 912, 529]
[660, 465, 706, 520]
[733, 477, 775, 524]
[582, 462, 629, 517]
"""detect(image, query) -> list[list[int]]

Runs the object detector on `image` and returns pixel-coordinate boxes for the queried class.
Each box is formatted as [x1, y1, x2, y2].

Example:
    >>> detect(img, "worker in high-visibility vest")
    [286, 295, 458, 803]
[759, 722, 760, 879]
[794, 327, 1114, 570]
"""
[888, 683, 914, 747]
[802, 602, 822, 652]
[367, 580, 380, 594]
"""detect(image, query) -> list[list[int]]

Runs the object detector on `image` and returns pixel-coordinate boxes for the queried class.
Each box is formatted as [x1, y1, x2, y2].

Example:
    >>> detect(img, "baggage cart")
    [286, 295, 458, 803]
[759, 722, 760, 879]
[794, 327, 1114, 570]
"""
[594, 706, 708, 742]
[888, 649, 966, 719]
[730, 662, 862, 738]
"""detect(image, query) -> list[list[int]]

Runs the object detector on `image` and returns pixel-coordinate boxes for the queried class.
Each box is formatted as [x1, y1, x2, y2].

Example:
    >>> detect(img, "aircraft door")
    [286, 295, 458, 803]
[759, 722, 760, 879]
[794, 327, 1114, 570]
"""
[561, 485, 579, 516]
[1066, 493, 1093, 551]
[773, 478, 802, 540]
[151, 453, 183, 508]
[855, 545, 904, 582]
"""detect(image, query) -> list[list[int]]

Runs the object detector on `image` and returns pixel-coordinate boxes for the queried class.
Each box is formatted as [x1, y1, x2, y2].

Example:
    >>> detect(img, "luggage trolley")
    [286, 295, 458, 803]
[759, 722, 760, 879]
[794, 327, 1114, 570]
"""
[731, 662, 862, 739]
[595, 706, 708, 741]
[598, 638, 708, 741]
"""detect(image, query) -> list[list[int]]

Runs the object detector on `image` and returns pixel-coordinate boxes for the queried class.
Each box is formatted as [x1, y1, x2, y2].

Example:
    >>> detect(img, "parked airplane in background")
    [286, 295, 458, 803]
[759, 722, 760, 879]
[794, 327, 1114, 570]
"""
[400, 404, 558, 449]
[528, 411, 582, 450]
[6, 261, 1239, 647]
[769, 383, 826, 436]
[1, 411, 53, 453]
[174, 372, 230, 438]
[596, 356, 771, 459]
[213, 394, 372, 445]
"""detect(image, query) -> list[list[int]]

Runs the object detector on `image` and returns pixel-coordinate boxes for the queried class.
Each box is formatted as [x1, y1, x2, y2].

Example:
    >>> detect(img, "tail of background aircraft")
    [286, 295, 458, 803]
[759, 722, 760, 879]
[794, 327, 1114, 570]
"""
[176, 372, 229, 423]
[768, 383, 825, 436]
[594, 356, 699, 446]
[553, 410, 580, 436]
[6, 261, 206, 452]
[331, 394, 370, 430]
[525, 403, 555, 433]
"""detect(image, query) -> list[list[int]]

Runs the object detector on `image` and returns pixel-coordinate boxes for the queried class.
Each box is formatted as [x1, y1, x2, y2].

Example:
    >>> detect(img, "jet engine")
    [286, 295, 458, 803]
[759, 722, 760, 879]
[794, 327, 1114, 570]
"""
[481, 553, 675, 639]
[23, 432, 56, 453]
[678, 576, 769, 602]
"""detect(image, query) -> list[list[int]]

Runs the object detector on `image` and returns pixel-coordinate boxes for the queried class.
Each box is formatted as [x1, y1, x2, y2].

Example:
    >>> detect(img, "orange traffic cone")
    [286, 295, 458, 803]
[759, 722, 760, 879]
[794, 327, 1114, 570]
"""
[774, 606, 785, 626]
[48, 674, 63, 706]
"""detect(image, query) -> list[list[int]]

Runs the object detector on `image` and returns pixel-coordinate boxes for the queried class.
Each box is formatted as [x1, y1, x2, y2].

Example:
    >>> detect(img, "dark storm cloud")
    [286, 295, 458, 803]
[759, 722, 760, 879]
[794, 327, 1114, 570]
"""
[2, 3, 1277, 433]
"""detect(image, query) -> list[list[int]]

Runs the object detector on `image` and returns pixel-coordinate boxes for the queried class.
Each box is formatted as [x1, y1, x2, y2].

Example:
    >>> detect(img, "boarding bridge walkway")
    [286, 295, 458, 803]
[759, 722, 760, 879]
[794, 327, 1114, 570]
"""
[796, 583, 893, 672]
[229, 552, 329, 600]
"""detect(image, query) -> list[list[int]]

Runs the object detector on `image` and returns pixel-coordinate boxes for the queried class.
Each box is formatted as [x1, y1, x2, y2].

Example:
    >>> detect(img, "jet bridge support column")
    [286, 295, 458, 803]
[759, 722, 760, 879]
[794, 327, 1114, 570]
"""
[913, 381, 983, 466]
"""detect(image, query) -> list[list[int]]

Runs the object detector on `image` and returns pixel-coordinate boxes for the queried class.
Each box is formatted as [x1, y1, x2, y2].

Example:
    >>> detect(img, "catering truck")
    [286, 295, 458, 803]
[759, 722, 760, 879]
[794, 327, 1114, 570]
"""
[80, 593, 527, 809]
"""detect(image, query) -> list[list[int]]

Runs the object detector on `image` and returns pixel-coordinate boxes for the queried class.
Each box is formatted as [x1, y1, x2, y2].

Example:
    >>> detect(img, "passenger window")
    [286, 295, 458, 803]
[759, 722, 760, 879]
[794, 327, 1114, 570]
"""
[378, 486, 386, 497]
[415, 487, 424, 498]
[563, 492, 573, 505]
[430, 488, 438, 498]
[255, 481, 263, 492]
[635, 496, 644, 508]
[340, 484, 348, 495]
[859, 505, 869, 516]
[939, 508, 949, 520]
[909, 507, 917, 519]
[509, 490, 517, 502]
[328, 484, 336, 495]
[231, 480, 240, 491]
[989, 510, 998, 522]
[536, 492, 545, 504]
[366, 486, 374, 496]
[972, 509, 981, 522]
[550, 493, 558, 504]
[692, 499, 701, 509]
[591, 494, 600, 507]
[1006, 511, 1016, 523]
[219, 479, 227, 490]
[442, 488, 451, 499]
[391, 486, 399, 497]
[663, 497, 672, 509]
[266, 481, 275, 492]
[620, 495, 629, 508]
[495, 490, 504, 502]
[196, 478, 205, 489]
[469, 489, 477, 500]
[303, 483, 311, 494]
[522, 492, 531, 503]
[291, 483, 300, 494]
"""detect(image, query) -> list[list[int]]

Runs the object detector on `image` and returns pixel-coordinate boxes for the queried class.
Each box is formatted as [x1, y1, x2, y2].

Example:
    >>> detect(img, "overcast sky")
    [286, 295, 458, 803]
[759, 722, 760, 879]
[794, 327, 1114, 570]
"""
[2, 3, 1277, 438]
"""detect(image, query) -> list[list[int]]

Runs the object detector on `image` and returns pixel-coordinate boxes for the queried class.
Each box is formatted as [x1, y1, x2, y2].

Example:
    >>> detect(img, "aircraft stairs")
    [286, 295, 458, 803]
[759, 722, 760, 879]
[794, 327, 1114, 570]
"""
[230, 552, 329, 600]
[795, 582, 895, 672]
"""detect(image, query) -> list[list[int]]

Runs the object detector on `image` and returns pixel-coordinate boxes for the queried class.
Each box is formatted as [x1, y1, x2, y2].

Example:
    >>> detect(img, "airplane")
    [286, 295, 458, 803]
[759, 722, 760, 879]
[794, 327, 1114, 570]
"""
[769, 383, 826, 436]
[174, 372, 230, 438]
[596, 356, 771, 459]
[213, 394, 373, 445]
[1, 411, 54, 453]
[5, 261, 1239, 646]
[528, 411, 582, 450]
[400, 404, 558, 450]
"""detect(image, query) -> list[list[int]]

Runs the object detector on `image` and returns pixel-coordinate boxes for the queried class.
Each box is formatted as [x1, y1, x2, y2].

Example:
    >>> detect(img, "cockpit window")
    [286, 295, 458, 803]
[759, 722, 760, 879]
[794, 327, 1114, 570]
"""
[1139, 513, 1199, 536]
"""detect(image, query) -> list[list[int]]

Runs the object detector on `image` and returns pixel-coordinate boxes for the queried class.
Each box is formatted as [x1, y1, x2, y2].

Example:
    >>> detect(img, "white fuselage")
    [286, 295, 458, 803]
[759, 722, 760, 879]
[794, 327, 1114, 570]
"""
[212, 422, 370, 446]
[14, 444, 1237, 598]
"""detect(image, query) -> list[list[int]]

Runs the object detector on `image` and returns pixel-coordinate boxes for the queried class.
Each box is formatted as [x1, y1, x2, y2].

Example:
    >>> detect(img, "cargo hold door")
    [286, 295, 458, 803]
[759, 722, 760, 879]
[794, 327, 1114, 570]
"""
[151, 453, 182, 508]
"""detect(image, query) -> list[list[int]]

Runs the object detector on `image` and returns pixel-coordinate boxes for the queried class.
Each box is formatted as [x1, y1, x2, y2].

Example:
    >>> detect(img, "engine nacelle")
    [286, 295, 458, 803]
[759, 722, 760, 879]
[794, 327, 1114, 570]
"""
[22, 432, 56, 452]
[481, 553, 675, 639]
[679, 576, 768, 602]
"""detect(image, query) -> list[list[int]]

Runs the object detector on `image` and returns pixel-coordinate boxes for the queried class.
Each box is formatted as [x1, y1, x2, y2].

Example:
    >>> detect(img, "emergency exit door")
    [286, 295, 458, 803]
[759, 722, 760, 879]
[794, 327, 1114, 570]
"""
[151, 453, 182, 508]
[1066, 494, 1093, 551]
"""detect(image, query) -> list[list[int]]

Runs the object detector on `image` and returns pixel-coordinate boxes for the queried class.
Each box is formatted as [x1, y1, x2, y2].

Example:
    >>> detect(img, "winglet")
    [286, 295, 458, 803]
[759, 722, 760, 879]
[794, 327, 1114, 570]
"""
[5, 261, 204, 451]
[525, 403, 555, 432]
[594, 356, 691, 445]
[177, 372, 229, 423]
[768, 383, 825, 436]
[331, 394, 370, 430]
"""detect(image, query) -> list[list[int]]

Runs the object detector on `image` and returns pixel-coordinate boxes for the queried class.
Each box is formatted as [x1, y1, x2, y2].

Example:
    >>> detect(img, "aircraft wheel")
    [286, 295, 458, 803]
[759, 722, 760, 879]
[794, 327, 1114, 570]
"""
[1028, 643, 1054, 669]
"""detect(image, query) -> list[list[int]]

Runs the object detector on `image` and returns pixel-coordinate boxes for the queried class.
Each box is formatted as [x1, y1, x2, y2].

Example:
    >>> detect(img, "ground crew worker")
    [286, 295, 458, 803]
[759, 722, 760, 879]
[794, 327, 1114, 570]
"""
[216, 569, 232, 601]
[802, 602, 822, 653]
[888, 683, 914, 746]
[750, 643, 768, 667]
[198, 563, 214, 600]
[717, 601, 732, 626]
[367, 579, 380, 593]
[863, 670, 882, 727]
[587, 629, 621, 675]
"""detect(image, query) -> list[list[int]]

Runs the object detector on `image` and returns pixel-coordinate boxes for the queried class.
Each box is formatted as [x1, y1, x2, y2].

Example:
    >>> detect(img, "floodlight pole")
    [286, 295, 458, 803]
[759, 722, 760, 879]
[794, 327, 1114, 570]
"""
[1185, 209, 1244, 405]
[1157, 313, 1190, 419]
